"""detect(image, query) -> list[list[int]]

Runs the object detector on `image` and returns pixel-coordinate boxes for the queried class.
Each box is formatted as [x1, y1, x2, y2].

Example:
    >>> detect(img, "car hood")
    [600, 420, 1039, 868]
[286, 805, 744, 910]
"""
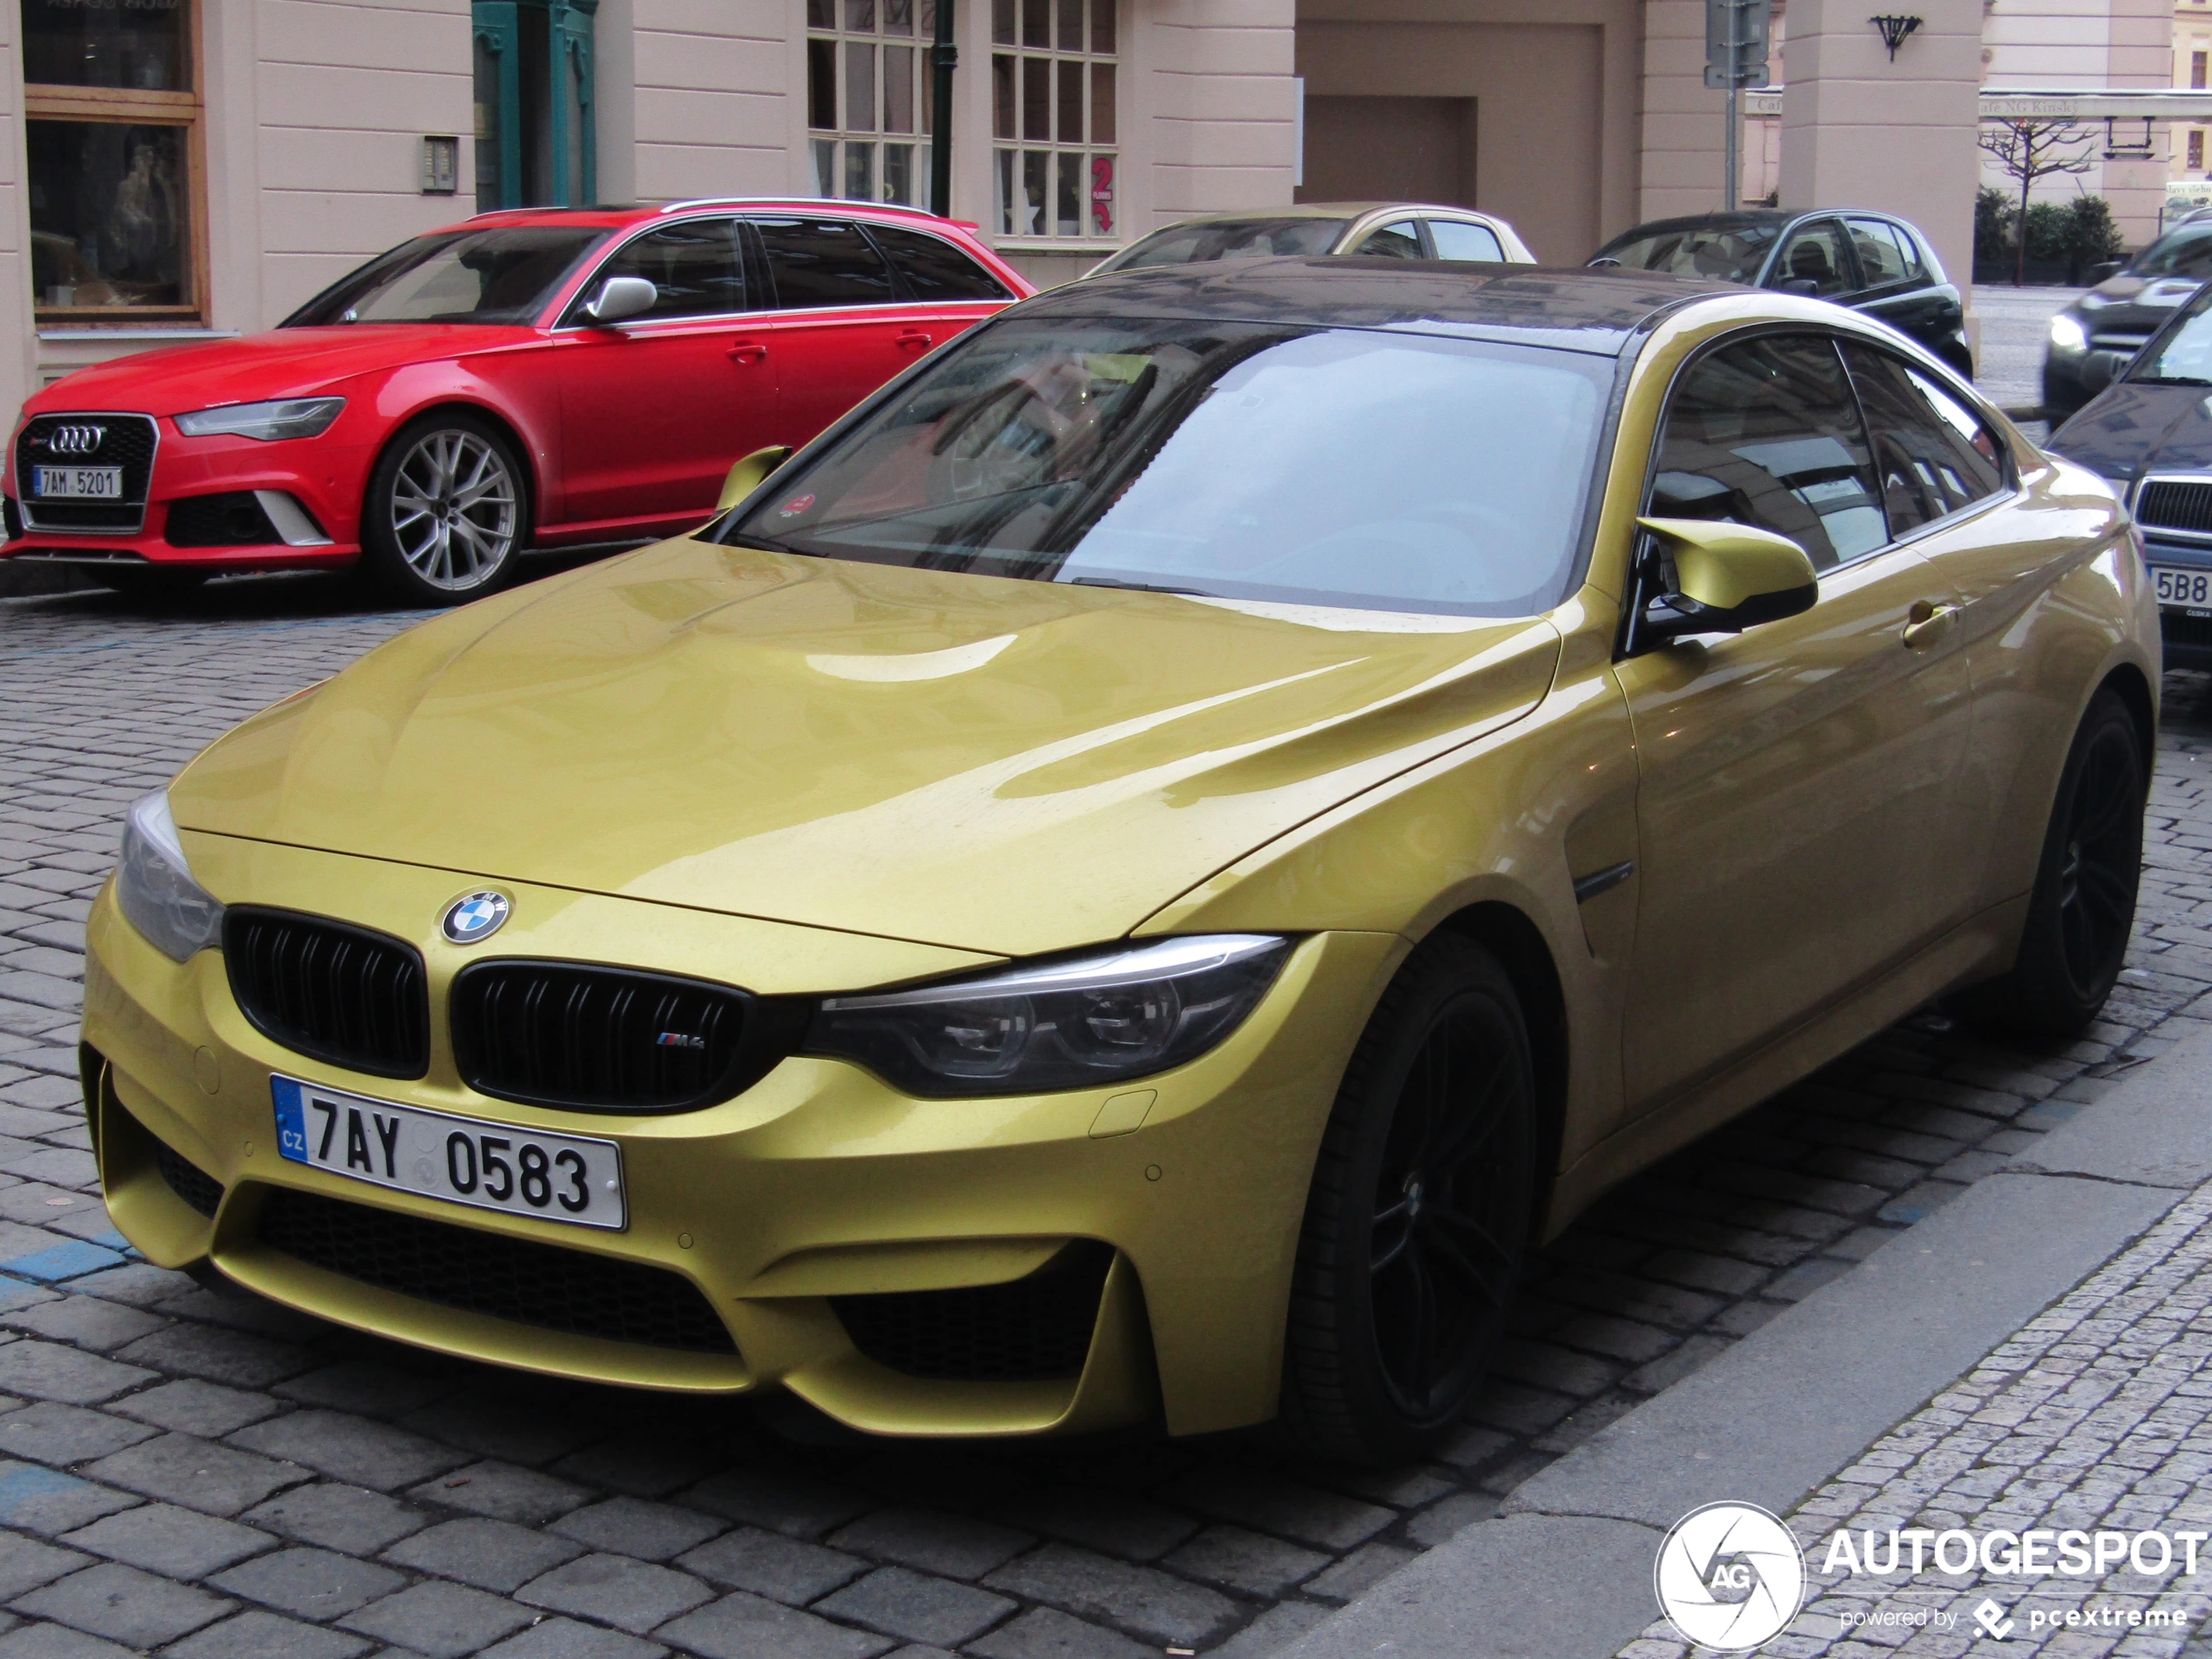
[2047, 381, 2212, 487]
[170, 537, 1563, 961]
[27, 326, 539, 416]
[2071, 276, 2203, 334]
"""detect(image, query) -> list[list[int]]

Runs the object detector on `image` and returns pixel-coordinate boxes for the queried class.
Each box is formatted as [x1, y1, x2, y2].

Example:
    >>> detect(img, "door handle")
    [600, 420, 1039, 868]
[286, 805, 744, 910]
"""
[895, 331, 934, 353]
[1901, 599, 1959, 649]
[727, 341, 768, 364]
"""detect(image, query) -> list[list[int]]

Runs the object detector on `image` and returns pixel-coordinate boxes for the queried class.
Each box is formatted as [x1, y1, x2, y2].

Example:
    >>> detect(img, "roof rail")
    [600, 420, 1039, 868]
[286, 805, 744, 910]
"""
[655, 196, 951, 219]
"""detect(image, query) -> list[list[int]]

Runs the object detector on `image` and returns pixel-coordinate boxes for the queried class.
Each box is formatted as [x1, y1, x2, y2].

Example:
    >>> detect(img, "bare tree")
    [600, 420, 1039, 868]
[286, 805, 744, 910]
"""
[1977, 118, 2097, 285]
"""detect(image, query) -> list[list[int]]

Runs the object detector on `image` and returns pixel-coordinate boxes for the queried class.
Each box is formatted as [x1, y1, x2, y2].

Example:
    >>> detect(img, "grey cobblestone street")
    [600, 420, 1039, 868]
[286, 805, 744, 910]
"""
[2, 571, 2211, 1657]
[1615, 1180, 2212, 1659]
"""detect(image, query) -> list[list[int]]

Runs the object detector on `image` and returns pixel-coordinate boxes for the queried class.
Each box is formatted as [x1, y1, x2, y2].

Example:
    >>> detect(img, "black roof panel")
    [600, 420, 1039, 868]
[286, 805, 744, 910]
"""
[1011, 260, 1746, 355]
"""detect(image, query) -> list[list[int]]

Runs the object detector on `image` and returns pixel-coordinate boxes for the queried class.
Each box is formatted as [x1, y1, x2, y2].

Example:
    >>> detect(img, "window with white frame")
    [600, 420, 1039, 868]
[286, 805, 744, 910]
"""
[991, 0, 1116, 240]
[806, 0, 934, 206]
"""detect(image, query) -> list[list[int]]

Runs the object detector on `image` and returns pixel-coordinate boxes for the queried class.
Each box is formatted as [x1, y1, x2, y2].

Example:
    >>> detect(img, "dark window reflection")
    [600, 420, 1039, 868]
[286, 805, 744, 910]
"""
[28, 121, 187, 310]
[21, 0, 186, 90]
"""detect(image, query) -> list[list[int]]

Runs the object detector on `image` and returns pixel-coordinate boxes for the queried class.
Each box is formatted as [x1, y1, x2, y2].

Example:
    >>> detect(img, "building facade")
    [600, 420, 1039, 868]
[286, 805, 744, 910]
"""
[0, 0, 2159, 435]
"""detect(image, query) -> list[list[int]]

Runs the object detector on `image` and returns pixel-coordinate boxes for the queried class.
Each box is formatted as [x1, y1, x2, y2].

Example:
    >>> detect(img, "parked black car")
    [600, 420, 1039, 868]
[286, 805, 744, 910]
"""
[2047, 281, 2212, 668]
[2044, 219, 2212, 421]
[1588, 209, 1973, 376]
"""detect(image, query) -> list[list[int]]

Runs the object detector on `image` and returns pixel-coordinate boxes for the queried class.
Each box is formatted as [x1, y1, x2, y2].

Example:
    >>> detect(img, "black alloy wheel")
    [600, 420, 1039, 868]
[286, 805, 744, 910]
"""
[1957, 688, 2144, 1038]
[1283, 933, 1536, 1466]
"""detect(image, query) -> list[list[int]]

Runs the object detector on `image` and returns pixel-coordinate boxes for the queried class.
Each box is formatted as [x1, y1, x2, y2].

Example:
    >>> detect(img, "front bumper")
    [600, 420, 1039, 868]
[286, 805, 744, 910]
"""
[2145, 534, 2212, 671]
[84, 833, 1400, 1439]
[3, 421, 371, 572]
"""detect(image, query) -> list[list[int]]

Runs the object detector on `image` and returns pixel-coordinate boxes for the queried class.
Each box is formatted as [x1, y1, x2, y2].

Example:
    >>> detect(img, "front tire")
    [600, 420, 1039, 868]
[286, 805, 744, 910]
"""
[361, 412, 529, 606]
[1281, 934, 1537, 1466]
[1957, 689, 2144, 1038]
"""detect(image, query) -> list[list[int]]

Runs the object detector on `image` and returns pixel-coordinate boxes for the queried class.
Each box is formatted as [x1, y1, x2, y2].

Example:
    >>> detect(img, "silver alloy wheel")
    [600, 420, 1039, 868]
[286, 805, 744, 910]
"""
[388, 428, 519, 591]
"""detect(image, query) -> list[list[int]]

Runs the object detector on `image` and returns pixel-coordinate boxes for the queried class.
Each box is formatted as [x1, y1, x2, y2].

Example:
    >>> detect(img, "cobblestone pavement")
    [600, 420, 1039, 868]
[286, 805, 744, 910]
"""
[1, 573, 2210, 1658]
[1615, 1179, 2212, 1659]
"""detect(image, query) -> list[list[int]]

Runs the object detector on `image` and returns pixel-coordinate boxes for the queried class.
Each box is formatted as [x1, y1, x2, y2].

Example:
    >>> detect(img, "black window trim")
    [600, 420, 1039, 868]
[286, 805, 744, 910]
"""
[1764, 214, 1864, 298]
[549, 209, 971, 334]
[1622, 320, 2018, 658]
[1842, 213, 1926, 298]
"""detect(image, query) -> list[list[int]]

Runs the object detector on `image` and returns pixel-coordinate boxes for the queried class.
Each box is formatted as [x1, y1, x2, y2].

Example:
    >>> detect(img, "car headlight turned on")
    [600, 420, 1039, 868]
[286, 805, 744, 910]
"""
[808, 934, 1291, 1096]
[2050, 313, 2090, 355]
[115, 790, 224, 962]
[173, 397, 346, 441]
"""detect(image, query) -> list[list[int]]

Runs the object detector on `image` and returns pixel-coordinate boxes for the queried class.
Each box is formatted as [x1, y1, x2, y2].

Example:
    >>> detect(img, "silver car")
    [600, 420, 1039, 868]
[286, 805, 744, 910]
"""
[1087, 201, 1535, 276]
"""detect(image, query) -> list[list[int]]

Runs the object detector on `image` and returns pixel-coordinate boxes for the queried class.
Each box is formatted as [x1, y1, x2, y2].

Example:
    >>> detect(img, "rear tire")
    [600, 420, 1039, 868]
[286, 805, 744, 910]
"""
[1280, 933, 1536, 1466]
[1956, 689, 2144, 1039]
[361, 411, 529, 606]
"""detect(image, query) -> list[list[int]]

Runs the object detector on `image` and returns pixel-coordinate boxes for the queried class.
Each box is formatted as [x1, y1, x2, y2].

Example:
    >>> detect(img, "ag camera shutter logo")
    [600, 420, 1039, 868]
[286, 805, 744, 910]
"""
[1655, 1501, 1806, 1651]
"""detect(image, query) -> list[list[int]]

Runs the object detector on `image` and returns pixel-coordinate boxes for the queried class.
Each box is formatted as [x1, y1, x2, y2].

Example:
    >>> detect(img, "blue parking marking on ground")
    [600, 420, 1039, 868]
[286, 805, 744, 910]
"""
[0, 1467, 97, 1519]
[1, 1241, 124, 1282]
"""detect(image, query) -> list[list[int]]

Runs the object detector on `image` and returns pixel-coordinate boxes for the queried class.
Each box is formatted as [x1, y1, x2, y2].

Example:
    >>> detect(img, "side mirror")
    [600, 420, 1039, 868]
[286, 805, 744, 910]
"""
[716, 445, 794, 513]
[2079, 351, 2128, 396]
[1635, 516, 1818, 645]
[1777, 275, 1822, 297]
[581, 275, 658, 326]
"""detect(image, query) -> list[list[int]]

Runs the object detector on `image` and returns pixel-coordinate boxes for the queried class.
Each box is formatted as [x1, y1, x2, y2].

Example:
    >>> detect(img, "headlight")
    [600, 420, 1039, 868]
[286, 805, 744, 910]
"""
[807, 934, 1291, 1097]
[173, 397, 346, 441]
[2050, 314, 2090, 354]
[115, 790, 224, 962]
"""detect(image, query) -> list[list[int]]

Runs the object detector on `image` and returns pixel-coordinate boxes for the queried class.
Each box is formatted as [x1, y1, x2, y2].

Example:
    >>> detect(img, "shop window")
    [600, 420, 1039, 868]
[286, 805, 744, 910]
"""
[991, 0, 1116, 239]
[806, 0, 935, 207]
[21, 0, 202, 321]
[474, 0, 597, 209]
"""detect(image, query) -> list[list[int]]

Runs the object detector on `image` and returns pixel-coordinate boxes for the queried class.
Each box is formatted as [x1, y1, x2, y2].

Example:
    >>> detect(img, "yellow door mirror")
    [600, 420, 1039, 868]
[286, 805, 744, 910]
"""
[716, 446, 794, 514]
[1635, 516, 1818, 644]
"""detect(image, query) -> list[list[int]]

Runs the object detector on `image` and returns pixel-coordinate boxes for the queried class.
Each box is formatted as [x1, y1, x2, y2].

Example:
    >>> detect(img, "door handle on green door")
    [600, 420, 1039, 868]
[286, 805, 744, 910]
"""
[727, 341, 768, 364]
[1901, 599, 1959, 649]
[895, 331, 934, 353]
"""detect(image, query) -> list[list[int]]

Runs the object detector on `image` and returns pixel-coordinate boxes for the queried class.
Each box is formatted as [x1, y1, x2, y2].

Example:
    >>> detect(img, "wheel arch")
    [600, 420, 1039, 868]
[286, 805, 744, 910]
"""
[1429, 900, 1569, 1237]
[2099, 659, 2155, 765]
[375, 398, 544, 534]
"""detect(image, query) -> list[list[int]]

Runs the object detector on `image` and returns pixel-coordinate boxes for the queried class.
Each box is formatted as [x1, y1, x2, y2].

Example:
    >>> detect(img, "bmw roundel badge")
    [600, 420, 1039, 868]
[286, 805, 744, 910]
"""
[441, 890, 510, 945]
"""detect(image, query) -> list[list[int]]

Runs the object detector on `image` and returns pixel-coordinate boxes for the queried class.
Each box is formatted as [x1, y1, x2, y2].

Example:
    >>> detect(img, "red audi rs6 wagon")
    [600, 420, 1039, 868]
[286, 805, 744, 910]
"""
[2, 200, 1030, 604]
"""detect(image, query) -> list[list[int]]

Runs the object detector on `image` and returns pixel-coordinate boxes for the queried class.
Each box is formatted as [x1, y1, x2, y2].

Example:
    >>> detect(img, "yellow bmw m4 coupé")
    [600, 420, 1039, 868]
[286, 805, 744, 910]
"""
[84, 263, 2154, 1464]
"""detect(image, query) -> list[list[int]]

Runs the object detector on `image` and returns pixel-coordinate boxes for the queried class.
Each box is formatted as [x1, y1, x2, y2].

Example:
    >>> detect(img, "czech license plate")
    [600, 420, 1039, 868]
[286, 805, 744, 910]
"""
[2153, 565, 2212, 610]
[30, 466, 120, 499]
[271, 1076, 627, 1231]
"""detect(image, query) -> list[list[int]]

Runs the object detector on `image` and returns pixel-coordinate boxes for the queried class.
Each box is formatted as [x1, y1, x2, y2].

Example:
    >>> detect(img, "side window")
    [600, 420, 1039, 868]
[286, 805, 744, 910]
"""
[1845, 219, 1917, 288]
[753, 216, 900, 308]
[866, 224, 1012, 301]
[1771, 220, 1853, 298]
[1426, 219, 1504, 263]
[1350, 219, 1423, 260]
[584, 219, 745, 320]
[1841, 343, 2006, 536]
[1649, 334, 1886, 572]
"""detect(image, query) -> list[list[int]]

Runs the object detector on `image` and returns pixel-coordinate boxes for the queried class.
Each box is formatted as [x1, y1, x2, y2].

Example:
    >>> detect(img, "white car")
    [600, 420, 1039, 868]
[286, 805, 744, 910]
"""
[1087, 201, 1535, 275]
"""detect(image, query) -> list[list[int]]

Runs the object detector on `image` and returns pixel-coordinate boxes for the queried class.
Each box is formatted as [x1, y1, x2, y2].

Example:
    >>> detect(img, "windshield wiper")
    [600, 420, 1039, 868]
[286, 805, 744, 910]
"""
[721, 530, 802, 555]
[2134, 374, 2212, 386]
[1068, 576, 1209, 597]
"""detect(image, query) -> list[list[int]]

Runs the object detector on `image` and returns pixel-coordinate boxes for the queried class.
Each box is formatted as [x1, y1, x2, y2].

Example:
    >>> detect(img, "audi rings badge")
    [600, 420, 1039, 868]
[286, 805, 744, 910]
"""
[42, 424, 106, 457]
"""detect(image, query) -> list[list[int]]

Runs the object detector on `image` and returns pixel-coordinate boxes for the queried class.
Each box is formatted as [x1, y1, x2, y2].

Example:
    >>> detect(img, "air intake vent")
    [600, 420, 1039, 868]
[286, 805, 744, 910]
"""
[256, 1186, 738, 1354]
[2138, 479, 2212, 537]
[452, 961, 794, 1113]
[833, 1242, 1113, 1382]
[155, 1141, 224, 1219]
[165, 492, 280, 548]
[223, 907, 429, 1080]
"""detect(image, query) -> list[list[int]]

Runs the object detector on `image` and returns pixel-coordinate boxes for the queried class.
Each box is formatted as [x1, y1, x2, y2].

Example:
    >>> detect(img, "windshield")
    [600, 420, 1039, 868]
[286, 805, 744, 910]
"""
[1095, 218, 1350, 274]
[720, 315, 1614, 617]
[2134, 289, 2212, 385]
[2133, 226, 2212, 280]
[1596, 223, 1779, 284]
[282, 226, 610, 327]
